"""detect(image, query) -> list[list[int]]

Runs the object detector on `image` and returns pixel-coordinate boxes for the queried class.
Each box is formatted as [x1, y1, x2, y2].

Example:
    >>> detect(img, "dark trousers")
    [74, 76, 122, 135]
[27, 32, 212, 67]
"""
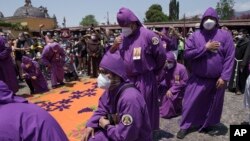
[25, 78, 34, 94]
[87, 56, 100, 78]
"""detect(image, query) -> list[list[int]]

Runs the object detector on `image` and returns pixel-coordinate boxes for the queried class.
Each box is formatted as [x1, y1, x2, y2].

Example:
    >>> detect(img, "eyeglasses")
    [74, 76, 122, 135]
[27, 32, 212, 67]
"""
[99, 69, 109, 75]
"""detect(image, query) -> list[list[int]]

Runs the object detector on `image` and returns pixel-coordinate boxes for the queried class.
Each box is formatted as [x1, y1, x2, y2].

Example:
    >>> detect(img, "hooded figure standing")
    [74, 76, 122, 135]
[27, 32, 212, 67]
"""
[82, 51, 152, 141]
[110, 7, 166, 131]
[21, 56, 49, 94]
[177, 7, 235, 139]
[159, 52, 188, 119]
[0, 80, 68, 141]
[0, 36, 19, 93]
[42, 42, 65, 88]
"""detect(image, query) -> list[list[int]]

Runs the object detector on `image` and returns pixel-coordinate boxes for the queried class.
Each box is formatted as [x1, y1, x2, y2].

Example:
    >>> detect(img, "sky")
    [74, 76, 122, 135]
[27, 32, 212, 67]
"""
[0, 0, 250, 27]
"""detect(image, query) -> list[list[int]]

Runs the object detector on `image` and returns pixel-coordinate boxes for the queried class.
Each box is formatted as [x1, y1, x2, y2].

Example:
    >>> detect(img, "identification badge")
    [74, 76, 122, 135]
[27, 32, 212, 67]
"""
[175, 75, 180, 84]
[133, 47, 141, 60]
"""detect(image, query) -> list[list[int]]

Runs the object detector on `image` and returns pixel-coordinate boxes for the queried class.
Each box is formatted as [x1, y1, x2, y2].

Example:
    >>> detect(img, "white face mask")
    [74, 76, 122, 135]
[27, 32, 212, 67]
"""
[166, 63, 174, 69]
[97, 74, 111, 89]
[122, 27, 133, 37]
[203, 19, 216, 30]
[237, 35, 243, 39]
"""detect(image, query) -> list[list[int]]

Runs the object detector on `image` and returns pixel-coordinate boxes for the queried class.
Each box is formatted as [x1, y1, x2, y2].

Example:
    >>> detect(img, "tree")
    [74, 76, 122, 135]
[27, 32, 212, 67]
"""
[169, 0, 180, 21]
[80, 15, 98, 26]
[145, 4, 168, 23]
[216, 0, 235, 20]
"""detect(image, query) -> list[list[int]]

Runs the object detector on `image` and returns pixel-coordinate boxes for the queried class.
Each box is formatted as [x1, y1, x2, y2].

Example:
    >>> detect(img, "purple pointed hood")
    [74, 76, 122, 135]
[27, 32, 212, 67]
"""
[166, 51, 176, 63]
[22, 56, 33, 64]
[200, 7, 220, 30]
[117, 7, 142, 27]
[50, 42, 61, 51]
[99, 51, 128, 81]
[0, 81, 27, 104]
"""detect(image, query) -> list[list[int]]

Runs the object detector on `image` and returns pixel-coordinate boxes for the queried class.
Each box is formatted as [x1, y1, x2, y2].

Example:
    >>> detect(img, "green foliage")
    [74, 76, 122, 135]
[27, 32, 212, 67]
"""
[216, 0, 235, 20]
[169, 0, 180, 21]
[145, 4, 168, 22]
[80, 15, 98, 26]
[0, 21, 28, 31]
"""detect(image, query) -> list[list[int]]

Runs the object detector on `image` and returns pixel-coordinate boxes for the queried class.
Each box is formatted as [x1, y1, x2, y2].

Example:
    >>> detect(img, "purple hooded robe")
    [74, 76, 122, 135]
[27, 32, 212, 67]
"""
[21, 56, 49, 93]
[0, 36, 19, 93]
[116, 7, 166, 130]
[179, 7, 235, 131]
[41, 42, 65, 86]
[0, 80, 68, 141]
[86, 51, 152, 141]
[159, 52, 188, 119]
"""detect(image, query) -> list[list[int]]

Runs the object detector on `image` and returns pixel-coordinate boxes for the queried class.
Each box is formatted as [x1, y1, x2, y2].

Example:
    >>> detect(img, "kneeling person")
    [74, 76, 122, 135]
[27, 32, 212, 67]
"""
[82, 51, 152, 141]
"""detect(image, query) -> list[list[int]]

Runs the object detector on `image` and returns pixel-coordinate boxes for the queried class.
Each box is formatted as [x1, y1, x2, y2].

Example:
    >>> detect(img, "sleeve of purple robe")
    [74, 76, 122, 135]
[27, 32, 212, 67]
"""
[220, 32, 235, 81]
[106, 93, 145, 141]
[169, 66, 189, 95]
[41, 47, 51, 66]
[86, 93, 109, 128]
[0, 48, 11, 60]
[147, 32, 166, 75]
[184, 34, 207, 60]
[21, 64, 31, 79]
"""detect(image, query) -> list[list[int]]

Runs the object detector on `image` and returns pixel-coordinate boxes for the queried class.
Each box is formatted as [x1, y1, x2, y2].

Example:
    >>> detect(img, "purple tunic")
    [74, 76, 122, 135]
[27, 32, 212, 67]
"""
[0, 37, 19, 93]
[159, 52, 188, 118]
[180, 7, 235, 130]
[0, 80, 68, 141]
[117, 7, 166, 130]
[21, 56, 49, 93]
[86, 51, 152, 141]
[160, 28, 178, 52]
[42, 42, 65, 86]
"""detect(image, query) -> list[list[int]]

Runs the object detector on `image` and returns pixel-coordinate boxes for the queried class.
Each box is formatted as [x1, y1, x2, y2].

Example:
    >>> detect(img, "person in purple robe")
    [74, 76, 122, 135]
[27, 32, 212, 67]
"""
[177, 7, 235, 139]
[0, 36, 19, 93]
[110, 7, 166, 131]
[42, 42, 65, 88]
[82, 51, 152, 141]
[21, 56, 49, 94]
[158, 52, 188, 119]
[0, 80, 68, 141]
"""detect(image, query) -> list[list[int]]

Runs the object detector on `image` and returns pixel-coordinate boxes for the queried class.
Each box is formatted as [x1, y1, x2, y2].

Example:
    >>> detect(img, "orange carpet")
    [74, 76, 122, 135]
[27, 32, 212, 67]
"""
[27, 78, 103, 141]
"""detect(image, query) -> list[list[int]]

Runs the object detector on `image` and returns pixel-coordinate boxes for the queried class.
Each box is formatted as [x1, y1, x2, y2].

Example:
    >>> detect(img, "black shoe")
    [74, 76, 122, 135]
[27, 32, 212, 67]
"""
[200, 127, 216, 136]
[177, 129, 188, 139]
[59, 82, 65, 86]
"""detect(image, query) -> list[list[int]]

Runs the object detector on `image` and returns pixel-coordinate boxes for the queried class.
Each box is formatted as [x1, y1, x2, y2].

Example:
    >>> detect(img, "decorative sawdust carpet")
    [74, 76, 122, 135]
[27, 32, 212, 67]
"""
[27, 78, 103, 141]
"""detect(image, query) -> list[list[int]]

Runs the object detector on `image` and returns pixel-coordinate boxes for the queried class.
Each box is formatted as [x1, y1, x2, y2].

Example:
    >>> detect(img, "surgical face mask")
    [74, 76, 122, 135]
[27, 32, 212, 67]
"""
[237, 35, 243, 39]
[166, 63, 174, 69]
[91, 35, 96, 40]
[203, 19, 216, 30]
[122, 27, 133, 37]
[97, 73, 111, 89]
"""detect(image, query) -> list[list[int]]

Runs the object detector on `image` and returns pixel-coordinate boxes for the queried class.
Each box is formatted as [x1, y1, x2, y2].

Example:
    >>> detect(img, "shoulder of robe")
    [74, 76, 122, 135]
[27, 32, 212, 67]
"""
[144, 29, 160, 46]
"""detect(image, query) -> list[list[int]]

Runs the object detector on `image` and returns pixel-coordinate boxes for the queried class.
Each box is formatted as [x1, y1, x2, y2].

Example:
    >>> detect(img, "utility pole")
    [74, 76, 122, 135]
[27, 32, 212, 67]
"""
[107, 12, 110, 25]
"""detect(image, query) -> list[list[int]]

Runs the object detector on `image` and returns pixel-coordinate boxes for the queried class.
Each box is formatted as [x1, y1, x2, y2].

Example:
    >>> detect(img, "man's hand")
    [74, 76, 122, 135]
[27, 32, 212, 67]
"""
[31, 76, 37, 80]
[205, 40, 220, 51]
[110, 36, 122, 53]
[81, 127, 94, 141]
[166, 90, 173, 98]
[99, 116, 110, 129]
[216, 78, 226, 89]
